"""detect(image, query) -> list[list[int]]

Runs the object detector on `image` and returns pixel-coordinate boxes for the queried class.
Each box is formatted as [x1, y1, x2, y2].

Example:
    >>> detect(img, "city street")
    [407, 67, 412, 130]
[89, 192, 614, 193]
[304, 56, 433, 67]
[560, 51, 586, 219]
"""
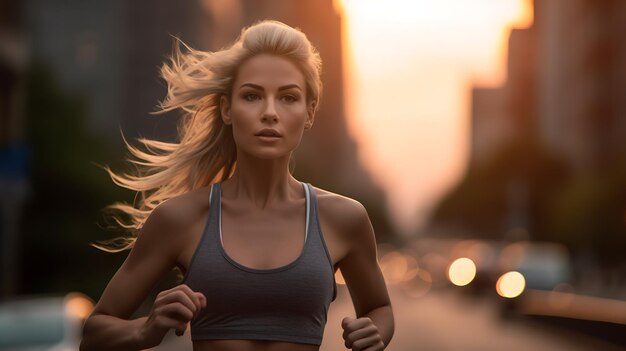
[320, 285, 626, 351]
[4, 1, 626, 351]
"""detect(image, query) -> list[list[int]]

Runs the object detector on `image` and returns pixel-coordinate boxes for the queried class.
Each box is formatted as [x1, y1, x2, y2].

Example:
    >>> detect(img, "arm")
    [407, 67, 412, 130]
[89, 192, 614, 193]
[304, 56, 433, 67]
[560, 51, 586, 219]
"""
[338, 201, 394, 350]
[80, 202, 205, 351]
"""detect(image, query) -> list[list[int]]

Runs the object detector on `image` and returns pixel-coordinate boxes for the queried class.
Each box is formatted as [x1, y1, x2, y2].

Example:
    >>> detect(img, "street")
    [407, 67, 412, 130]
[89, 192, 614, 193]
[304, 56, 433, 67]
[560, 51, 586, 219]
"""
[321, 285, 626, 351]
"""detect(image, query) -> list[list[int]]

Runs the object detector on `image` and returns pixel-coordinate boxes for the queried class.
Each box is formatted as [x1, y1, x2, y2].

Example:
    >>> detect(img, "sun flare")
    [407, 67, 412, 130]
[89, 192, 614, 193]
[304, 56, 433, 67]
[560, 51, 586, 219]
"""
[336, 0, 533, 234]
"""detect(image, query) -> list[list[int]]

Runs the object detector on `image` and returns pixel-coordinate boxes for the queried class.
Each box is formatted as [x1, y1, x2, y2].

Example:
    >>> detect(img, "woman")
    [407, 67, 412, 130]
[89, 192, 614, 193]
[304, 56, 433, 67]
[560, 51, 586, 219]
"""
[80, 20, 394, 351]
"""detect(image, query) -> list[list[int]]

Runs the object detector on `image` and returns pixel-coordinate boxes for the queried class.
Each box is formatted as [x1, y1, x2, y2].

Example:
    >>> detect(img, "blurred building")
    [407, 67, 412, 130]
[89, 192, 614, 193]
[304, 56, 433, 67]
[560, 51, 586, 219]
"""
[122, 1, 206, 142]
[22, 0, 128, 138]
[534, 0, 626, 171]
[442, 0, 626, 247]
[0, 0, 26, 146]
[471, 0, 626, 172]
[470, 86, 511, 167]
[470, 26, 536, 168]
[0, 0, 29, 299]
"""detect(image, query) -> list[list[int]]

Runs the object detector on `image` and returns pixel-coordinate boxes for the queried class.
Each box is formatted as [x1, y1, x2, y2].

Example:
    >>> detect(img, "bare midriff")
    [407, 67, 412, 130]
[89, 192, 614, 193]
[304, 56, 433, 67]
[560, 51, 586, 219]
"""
[192, 339, 320, 351]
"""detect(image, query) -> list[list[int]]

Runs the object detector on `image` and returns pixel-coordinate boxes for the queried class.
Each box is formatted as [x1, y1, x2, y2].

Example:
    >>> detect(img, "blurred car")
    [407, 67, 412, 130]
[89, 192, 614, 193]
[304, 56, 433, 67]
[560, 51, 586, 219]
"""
[445, 240, 572, 299]
[496, 241, 572, 296]
[0, 293, 93, 351]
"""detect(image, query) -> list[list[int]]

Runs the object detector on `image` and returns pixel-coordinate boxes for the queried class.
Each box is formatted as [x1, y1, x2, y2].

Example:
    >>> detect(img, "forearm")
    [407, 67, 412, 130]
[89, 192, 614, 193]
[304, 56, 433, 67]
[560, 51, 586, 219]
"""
[362, 304, 394, 347]
[80, 314, 149, 351]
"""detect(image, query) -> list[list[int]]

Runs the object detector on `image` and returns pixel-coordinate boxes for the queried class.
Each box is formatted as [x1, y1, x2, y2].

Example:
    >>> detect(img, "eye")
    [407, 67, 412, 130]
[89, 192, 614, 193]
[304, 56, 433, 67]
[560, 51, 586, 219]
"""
[280, 95, 298, 103]
[243, 93, 261, 102]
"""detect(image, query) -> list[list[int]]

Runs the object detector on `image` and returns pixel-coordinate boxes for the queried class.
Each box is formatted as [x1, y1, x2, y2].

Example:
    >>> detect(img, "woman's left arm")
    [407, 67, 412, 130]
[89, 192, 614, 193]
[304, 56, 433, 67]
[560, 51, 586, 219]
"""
[337, 201, 394, 350]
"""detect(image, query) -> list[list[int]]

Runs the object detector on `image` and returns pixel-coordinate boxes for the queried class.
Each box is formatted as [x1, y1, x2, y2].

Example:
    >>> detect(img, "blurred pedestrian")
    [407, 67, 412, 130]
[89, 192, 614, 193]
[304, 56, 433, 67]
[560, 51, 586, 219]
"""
[80, 20, 393, 351]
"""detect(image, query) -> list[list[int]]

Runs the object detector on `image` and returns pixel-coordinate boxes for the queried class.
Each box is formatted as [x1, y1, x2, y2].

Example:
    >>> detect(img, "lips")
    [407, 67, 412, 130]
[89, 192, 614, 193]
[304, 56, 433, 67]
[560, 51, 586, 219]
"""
[255, 129, 282, 137]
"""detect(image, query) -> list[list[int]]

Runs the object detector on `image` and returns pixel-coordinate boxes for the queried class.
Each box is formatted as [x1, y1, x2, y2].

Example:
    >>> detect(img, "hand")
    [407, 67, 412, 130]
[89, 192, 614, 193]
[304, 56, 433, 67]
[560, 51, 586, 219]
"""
[140, 284, 206, 347]
[341, 316, 385, 350]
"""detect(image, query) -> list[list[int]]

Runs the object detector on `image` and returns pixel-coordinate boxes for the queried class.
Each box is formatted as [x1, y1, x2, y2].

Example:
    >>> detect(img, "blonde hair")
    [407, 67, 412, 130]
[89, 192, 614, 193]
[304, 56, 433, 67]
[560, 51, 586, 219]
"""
[96, 20, 322, 251]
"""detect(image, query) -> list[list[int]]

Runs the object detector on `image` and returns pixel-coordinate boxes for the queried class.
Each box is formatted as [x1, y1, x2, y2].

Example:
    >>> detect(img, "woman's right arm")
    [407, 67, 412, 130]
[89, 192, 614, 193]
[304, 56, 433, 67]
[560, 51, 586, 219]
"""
[80, 201, 205, 351]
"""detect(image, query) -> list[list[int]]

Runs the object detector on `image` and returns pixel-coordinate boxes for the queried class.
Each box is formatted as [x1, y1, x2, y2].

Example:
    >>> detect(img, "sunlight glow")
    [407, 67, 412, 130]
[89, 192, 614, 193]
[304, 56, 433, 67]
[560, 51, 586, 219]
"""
[337, 0, 533, 234]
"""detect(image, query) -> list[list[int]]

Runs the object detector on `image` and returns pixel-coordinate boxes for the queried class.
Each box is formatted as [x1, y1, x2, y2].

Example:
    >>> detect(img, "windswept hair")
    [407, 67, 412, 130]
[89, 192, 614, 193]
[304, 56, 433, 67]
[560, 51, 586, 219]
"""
[95, 20, 323, 252]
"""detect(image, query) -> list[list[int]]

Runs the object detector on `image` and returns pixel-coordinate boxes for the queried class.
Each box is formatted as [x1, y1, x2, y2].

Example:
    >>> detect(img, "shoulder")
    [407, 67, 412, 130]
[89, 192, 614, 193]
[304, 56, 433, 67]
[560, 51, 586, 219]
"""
[149, 187, 211, 228]
[311, 186, 371, 237]
[135, 187, 211, 251]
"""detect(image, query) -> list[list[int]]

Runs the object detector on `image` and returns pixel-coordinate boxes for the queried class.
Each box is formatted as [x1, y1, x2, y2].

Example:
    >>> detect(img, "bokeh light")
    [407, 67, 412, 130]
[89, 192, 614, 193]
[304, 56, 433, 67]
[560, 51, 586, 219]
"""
[496, 271, 526, 298]
[64, 293, 94, 320]
[447, 257, 477, 286]
[380, 251, 409, 284]
[402, 269, 433, 299]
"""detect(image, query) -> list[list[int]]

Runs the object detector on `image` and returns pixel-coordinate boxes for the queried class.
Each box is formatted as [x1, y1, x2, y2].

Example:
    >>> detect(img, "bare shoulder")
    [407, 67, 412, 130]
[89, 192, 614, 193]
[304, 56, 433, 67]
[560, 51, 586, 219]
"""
[149, 187, 211, 227]
[135, 187, 211, 254]
[312, 186, 371, 237]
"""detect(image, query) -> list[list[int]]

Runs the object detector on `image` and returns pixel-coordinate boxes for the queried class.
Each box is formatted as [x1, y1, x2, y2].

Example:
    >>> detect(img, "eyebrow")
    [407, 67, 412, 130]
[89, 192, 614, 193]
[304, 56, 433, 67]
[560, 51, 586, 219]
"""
[239, 83, 303, 92]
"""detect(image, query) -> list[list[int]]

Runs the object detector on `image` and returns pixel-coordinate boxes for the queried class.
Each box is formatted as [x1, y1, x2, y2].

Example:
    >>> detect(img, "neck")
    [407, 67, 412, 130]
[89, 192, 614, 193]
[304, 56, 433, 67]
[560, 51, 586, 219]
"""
[222, 151, 301, 209]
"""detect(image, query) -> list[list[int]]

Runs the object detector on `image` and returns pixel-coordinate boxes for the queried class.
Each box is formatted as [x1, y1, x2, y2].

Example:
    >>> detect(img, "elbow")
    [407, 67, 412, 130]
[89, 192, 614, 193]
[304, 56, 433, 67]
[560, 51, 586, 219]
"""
[80, 313, 103, 351]
[387, 317, 395, 347]
[384, 304, 395, 346]
[79, 340, 89, 351]
[79, 334, 91, 350]
[79, 318, 94, 351]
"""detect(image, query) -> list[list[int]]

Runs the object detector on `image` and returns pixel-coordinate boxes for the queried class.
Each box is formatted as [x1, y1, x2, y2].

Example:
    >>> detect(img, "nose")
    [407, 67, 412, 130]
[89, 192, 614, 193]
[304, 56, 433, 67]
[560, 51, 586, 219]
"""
[261, 98, 278, 123]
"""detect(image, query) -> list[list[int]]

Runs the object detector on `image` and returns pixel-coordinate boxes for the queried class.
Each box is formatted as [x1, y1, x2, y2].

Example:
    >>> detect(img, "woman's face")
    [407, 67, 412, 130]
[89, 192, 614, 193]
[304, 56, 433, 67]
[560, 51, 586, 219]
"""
[221, 54, 314, 160]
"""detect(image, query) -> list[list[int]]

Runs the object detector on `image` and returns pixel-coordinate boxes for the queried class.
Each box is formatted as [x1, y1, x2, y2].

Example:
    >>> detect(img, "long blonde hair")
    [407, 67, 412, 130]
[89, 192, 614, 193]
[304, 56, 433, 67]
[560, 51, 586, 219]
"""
[96, 20, 322, 251]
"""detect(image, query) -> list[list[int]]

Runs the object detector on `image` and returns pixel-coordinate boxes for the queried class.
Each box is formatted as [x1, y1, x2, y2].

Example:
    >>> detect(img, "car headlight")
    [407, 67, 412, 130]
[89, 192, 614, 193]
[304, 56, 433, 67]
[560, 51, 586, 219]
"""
[496, 271, 525, 298]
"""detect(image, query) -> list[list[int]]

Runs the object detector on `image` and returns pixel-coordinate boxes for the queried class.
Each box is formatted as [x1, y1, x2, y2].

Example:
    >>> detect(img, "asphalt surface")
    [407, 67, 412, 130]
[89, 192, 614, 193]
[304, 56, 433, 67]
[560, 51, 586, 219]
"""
[321, 285, 626, 351]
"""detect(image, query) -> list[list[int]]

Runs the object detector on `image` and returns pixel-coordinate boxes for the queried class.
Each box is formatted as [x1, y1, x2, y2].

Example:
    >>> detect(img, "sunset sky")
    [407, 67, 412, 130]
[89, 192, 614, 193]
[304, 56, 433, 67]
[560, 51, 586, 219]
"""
[335, 0, 533, 235]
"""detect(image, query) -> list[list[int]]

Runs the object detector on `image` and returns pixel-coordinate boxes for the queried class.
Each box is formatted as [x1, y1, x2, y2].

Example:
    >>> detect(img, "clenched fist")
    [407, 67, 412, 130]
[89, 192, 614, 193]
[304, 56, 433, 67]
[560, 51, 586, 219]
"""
[139, 284, 206, 347]
[341, 316, 385, 350]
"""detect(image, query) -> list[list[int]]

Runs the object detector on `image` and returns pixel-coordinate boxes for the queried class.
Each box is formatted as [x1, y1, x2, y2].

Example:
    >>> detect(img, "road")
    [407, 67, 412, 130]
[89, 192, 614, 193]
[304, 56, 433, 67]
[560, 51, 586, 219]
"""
[321, 285, 626, 351]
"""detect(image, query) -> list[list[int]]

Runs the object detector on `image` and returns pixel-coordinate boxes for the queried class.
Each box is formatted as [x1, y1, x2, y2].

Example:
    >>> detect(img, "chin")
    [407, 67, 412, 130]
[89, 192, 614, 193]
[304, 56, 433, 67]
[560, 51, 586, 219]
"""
[242, 148, 292, 160]
[238, 142, 300, 160]
[256, 151, 292, 160]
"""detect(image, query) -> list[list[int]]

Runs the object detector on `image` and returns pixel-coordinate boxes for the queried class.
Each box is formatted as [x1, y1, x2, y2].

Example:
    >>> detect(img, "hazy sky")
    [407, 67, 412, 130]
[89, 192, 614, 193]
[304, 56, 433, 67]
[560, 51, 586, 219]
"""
[336, 0, 533, 235]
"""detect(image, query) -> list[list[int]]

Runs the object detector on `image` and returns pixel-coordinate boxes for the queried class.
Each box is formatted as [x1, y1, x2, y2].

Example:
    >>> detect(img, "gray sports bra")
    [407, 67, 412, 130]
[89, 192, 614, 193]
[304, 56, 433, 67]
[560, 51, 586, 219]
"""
[183, 182, 337, 345]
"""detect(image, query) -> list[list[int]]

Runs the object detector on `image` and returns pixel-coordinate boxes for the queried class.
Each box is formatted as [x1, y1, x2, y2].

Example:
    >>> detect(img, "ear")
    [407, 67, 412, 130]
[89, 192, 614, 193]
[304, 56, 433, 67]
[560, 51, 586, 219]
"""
[305, 100, 316, 130]
[220, 95, 232, 125]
